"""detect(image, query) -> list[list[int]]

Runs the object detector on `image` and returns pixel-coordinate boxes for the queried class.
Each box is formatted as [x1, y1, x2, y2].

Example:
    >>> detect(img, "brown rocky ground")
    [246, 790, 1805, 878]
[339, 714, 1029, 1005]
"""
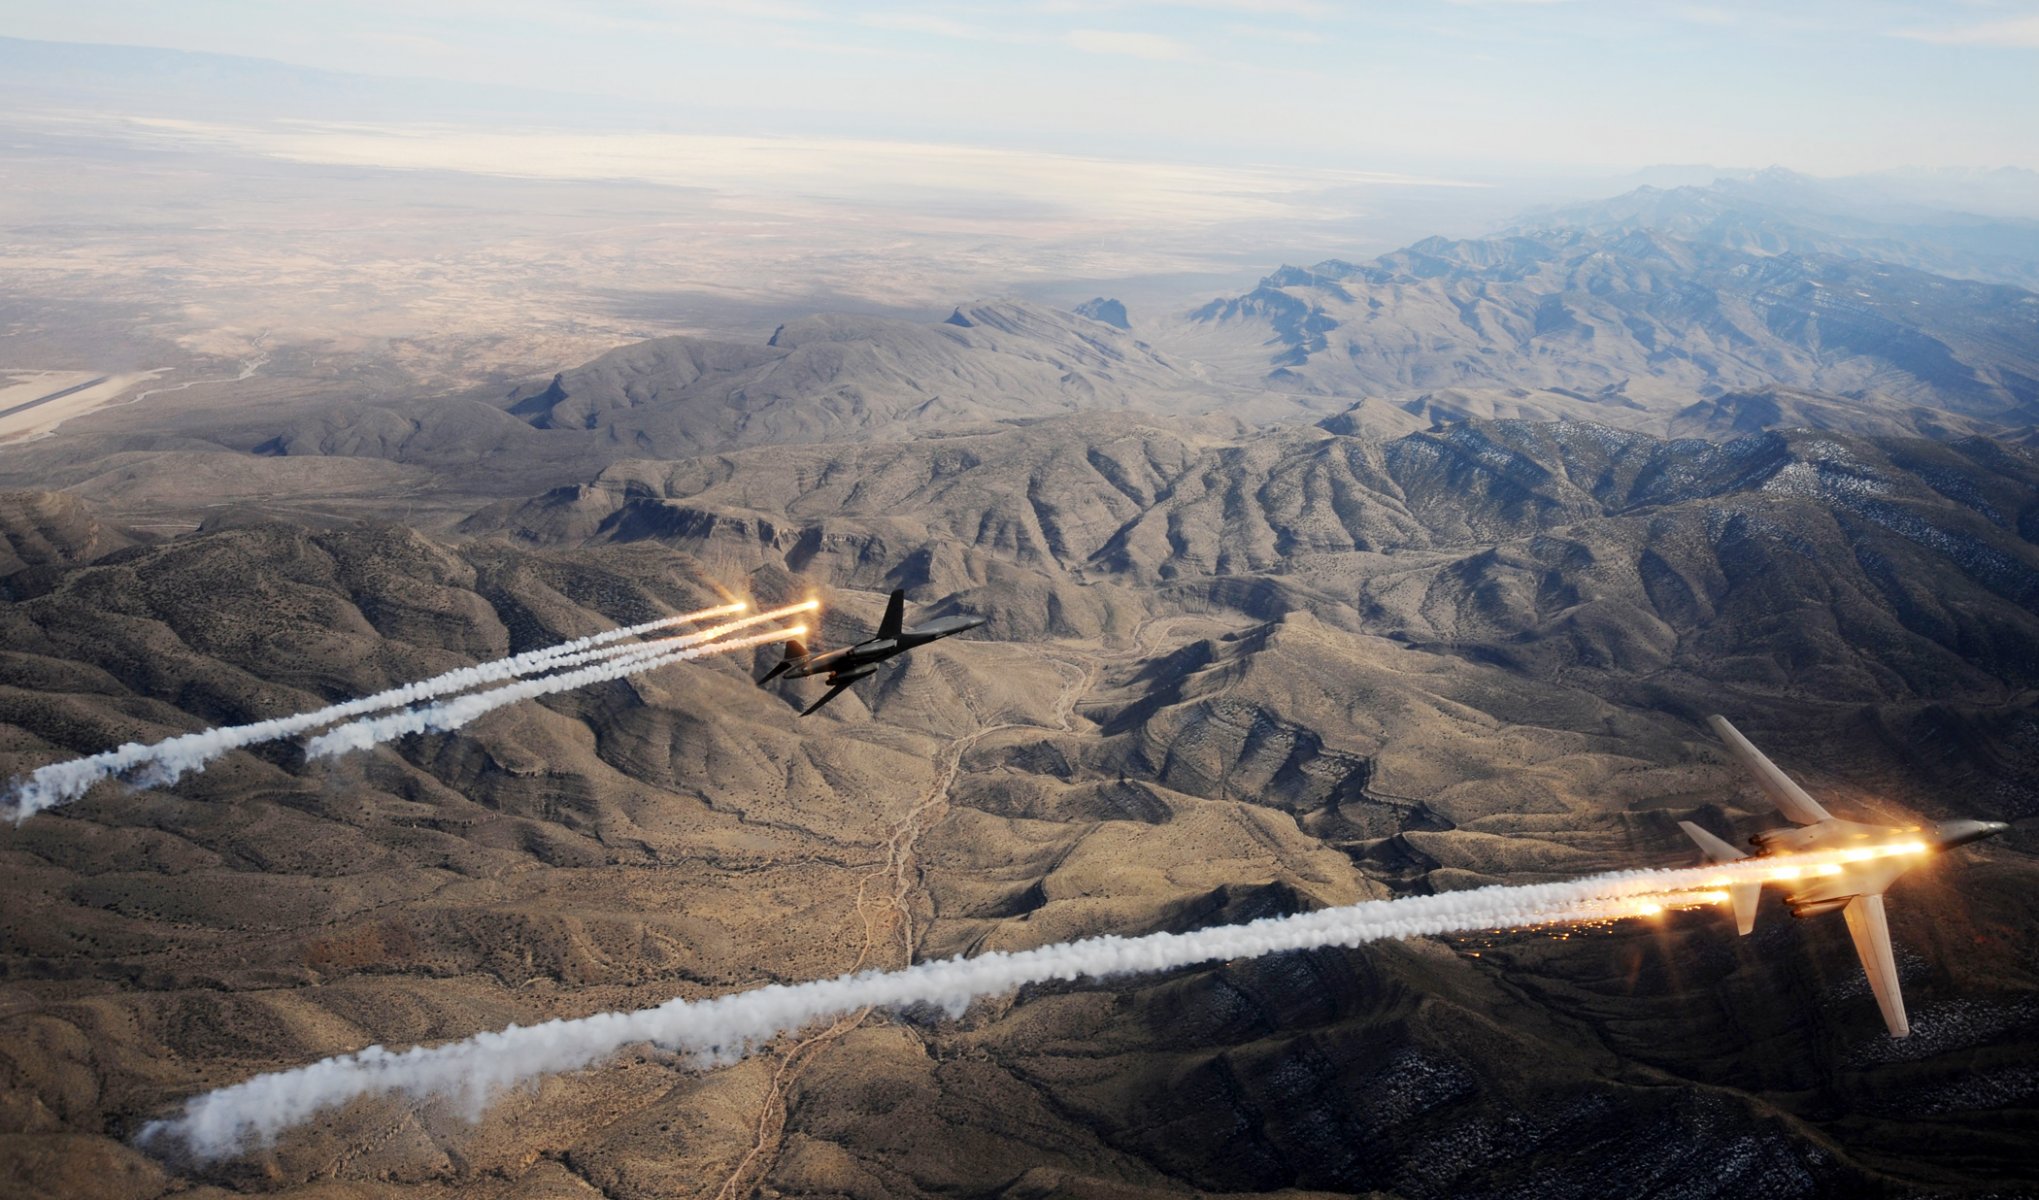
[0, 402, 2034, 1197]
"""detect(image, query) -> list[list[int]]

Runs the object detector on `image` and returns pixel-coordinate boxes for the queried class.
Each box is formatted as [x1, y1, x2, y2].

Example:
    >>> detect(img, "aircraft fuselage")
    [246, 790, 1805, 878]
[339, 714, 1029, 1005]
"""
[1743, 816, 2007, 917]
[782, 615, 984, 681]
[757, 588, 987, 715]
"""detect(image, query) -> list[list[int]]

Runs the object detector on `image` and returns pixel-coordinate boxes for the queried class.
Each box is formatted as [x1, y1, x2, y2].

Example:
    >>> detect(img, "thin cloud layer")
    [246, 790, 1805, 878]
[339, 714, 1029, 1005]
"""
[1896, 13, 2039, 48]
[4, 0, 2033, 171]
[1066, 29, 1197, 60]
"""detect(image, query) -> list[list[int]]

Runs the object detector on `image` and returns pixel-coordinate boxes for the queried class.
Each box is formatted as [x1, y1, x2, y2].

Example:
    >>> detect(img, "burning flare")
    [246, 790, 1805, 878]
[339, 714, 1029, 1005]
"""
[140, 846, 1899, 1161]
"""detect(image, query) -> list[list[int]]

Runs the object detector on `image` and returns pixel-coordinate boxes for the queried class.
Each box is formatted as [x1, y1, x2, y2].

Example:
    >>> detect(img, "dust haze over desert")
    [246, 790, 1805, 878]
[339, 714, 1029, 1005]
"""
[1, 2, 2037, 1198]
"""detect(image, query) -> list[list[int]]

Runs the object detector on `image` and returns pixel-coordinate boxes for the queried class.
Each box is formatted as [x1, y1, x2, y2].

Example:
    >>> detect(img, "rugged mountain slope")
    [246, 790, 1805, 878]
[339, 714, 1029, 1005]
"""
[4, 216, 2039, 1195]
[0, 458, 2030, 1197]
[260, 302, 1294, 474]
[501, 302, 1231, 451]
[1165, 230, 2039, 436]
[12, 260, 2030, 548]
[0, 491, 144, 592]
[0, 301, 1305, 531]
[472, 416, 2039, 695]
[3, 417, 2036, 1198]
[3, 409, 2037, 1197]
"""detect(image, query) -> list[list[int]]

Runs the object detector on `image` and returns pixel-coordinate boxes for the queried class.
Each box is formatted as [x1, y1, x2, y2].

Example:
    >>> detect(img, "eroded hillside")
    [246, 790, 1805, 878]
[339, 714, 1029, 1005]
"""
[1166, 231, 2039, 438]
[2, 409, 2035, 1197]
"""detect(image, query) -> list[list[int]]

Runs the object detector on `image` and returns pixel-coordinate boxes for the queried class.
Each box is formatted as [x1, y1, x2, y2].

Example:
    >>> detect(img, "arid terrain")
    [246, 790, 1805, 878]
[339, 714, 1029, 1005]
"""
[3, 334, 2037, 1197]
[2, 41, 2037, 1197]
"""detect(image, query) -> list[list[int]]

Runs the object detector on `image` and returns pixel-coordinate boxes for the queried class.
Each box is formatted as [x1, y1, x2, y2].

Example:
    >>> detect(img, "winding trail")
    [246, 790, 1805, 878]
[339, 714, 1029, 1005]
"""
[707, 615, 1209, 1196]
[709, 647, 1095, 1199]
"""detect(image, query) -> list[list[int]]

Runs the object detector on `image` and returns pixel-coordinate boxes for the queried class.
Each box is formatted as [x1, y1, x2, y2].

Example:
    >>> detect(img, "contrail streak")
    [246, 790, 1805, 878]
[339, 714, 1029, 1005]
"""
[2, 601, 758, 821]
[137, 856, 1821, 1160]
[302, 623, 808, 761]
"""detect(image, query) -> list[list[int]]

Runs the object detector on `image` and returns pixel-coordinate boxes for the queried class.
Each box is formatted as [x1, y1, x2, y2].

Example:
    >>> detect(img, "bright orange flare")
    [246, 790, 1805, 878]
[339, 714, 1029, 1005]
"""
[1563, 838, 1956, 934]
[634, 602, 818, 655]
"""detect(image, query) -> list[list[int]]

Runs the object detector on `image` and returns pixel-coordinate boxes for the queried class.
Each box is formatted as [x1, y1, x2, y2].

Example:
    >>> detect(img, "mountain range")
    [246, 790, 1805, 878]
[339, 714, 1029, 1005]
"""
[1170, 228, 2039, 438]
[1520, 167, 2039, 288]
[1, 173, 2036, 1198]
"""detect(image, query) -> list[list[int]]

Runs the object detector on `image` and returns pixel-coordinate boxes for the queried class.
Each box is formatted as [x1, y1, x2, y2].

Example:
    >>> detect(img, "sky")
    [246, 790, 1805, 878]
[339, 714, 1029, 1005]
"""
[4, 1, 2038, 174]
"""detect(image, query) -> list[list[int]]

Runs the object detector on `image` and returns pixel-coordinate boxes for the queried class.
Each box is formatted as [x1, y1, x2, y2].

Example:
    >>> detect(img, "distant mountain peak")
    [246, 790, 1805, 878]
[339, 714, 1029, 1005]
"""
[1074, 297, 1130, 330]
[1512, 171, 2039, 292]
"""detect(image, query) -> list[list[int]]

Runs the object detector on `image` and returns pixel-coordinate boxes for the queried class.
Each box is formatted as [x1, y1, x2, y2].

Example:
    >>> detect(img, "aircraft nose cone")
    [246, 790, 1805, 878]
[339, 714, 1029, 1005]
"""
[1934, 818, 2010, 849]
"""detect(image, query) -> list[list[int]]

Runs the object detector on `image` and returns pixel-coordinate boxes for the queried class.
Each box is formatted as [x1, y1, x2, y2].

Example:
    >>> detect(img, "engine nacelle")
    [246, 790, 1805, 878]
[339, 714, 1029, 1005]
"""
[1751, 826, 1824, 854]
[1789, 897, 1851, 918]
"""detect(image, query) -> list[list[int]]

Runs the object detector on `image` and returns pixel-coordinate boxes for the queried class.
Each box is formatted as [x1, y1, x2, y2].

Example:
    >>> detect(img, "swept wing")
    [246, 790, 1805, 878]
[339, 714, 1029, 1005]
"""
[1707, 715, 1833, 825]
[1841, 894, 1909, 1037]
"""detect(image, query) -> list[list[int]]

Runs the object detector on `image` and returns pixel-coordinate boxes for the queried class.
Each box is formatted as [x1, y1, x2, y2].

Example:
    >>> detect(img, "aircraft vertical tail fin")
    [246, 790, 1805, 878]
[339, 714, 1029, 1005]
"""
[877, 589, 906, 640]
[757, 639, 808, 686]
[1679, 820, 1761, 936]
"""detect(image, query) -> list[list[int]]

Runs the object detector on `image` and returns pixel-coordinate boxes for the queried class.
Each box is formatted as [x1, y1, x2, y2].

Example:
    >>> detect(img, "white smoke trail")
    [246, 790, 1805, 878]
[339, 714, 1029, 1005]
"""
[302, 624, 807, 761]
[138, 858, 1790, 1160]
[2, 602, 749, 822]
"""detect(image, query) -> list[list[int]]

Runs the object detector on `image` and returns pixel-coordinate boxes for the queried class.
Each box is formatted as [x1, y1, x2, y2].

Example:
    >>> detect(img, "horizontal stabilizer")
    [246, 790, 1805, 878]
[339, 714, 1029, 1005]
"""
[1680, 820, 1758, 935]
[1678, 820, 1743, 864]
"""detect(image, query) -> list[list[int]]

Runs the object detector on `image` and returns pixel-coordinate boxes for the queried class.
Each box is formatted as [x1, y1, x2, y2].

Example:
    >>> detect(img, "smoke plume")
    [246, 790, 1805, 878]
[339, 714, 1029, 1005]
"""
[303, 623, 805, 761]
[139, 859, 1783, 1160]
[3, 602, 771, 821]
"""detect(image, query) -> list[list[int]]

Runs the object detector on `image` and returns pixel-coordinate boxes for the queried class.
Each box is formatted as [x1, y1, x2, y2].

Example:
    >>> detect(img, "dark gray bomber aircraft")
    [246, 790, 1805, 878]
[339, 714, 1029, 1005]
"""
[758, 588, 985, 715]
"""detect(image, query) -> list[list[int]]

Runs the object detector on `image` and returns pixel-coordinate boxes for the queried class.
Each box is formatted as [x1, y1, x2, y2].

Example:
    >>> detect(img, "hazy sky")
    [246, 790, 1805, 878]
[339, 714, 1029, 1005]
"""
[7, 1, 2039, 173]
